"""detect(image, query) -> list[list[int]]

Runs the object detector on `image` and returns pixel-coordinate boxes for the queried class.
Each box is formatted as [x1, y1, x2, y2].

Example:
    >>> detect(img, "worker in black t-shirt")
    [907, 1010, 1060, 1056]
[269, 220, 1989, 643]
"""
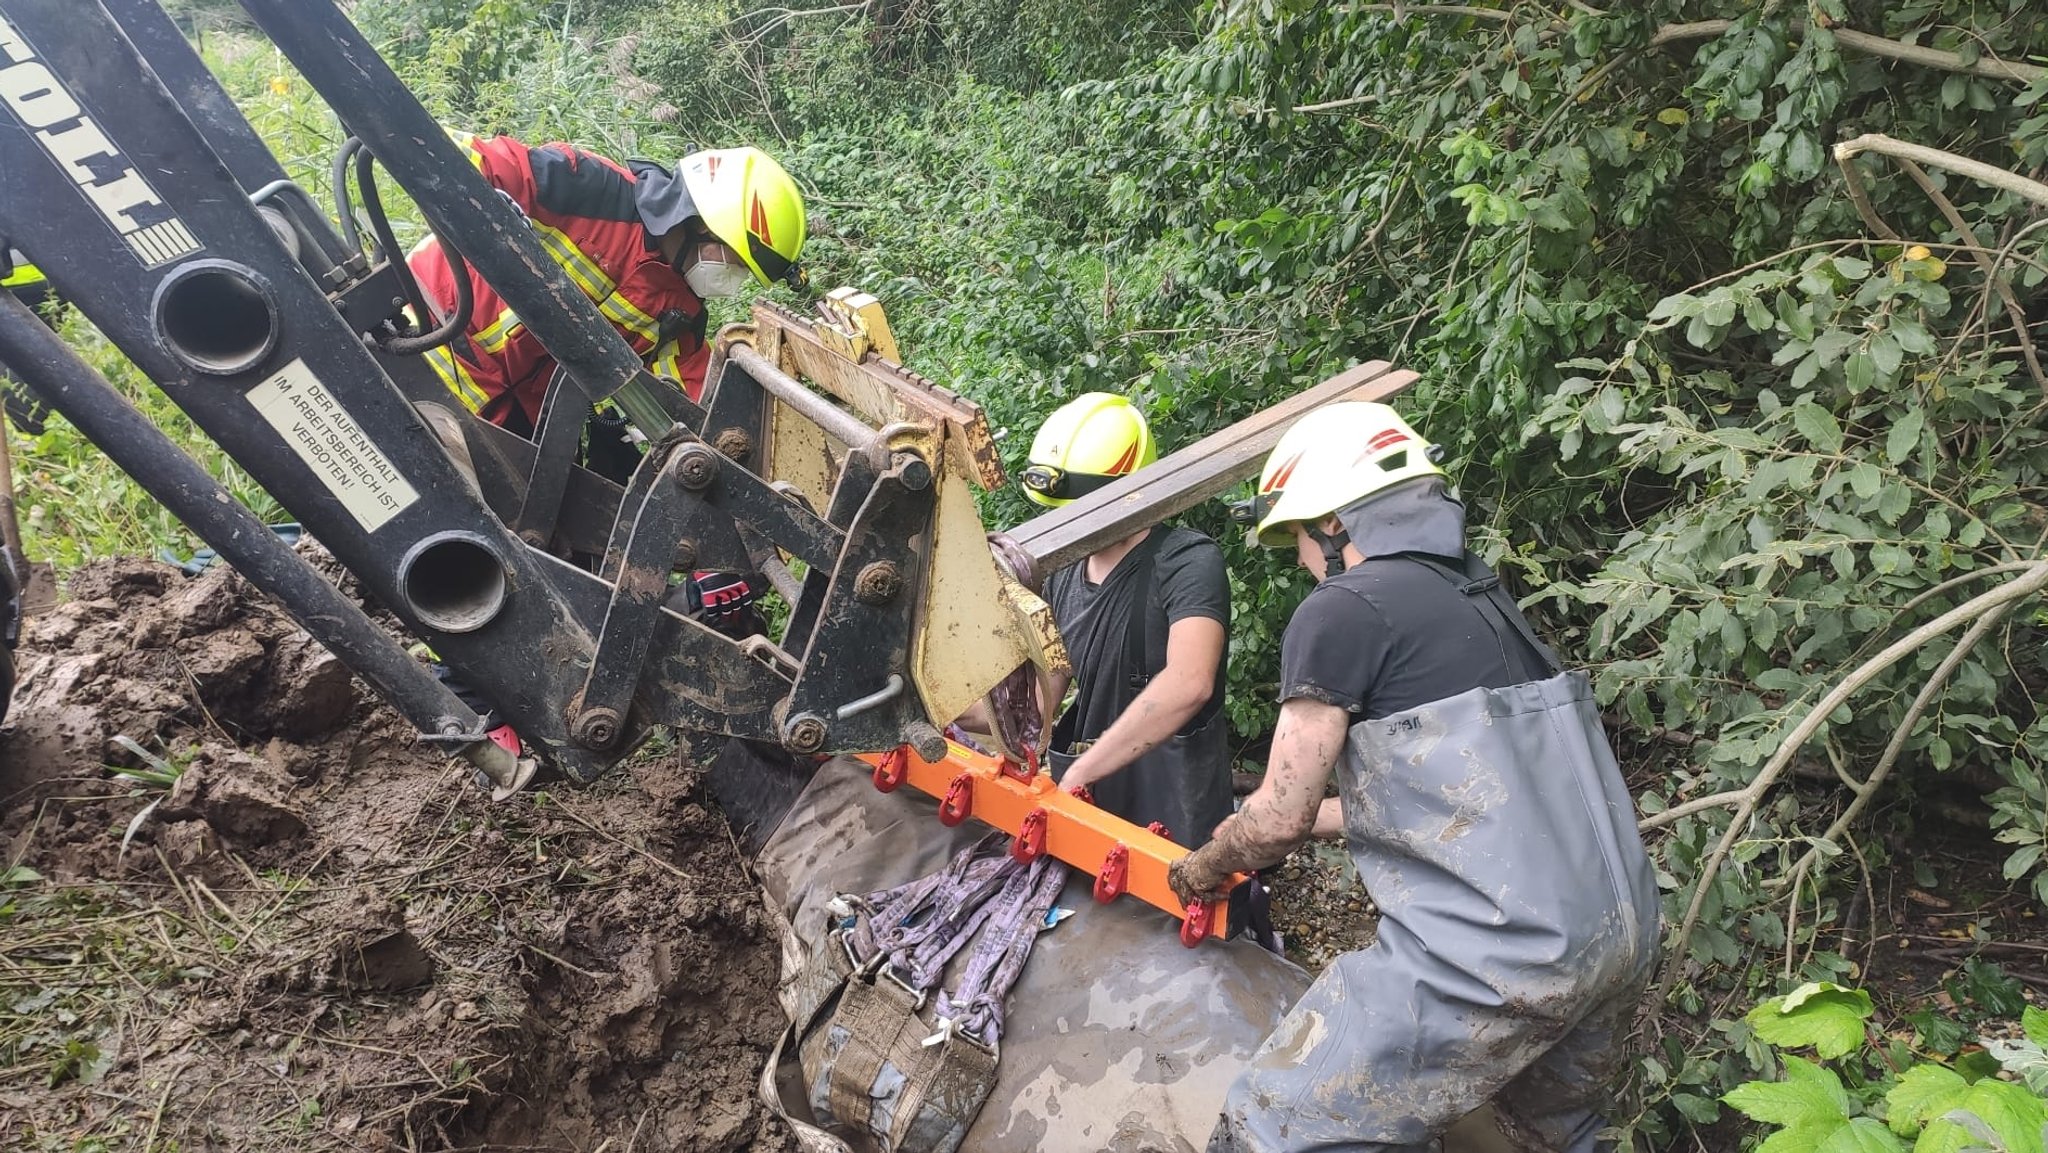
[1168, 402, 1660, 1153]
[1019, 393, 1233, 849]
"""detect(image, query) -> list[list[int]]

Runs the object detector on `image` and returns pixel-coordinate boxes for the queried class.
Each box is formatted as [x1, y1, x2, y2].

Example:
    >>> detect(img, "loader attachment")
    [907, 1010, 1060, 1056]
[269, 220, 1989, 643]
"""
[0, 0, 1414, 939]
[0, 0, 1064, 778]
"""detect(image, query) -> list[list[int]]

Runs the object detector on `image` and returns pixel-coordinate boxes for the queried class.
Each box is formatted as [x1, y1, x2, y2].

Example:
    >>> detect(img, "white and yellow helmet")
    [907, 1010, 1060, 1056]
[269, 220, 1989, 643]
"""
[1020, 393, 1158, 508]
[677, 147, 807, 286]
[1250, 402, 1444, 546]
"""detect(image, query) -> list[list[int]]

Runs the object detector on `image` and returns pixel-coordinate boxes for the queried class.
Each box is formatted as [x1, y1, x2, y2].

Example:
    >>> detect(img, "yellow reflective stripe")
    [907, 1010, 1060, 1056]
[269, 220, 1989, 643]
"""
[529, 221, 613, 300]
[598, 291, 661, 347]
[425, 345, 490, 413]
[648, 342, 684, 382]
[473, 306, 521, 355]
[446, 128, 485, 170]
[1, 261, 44, 289]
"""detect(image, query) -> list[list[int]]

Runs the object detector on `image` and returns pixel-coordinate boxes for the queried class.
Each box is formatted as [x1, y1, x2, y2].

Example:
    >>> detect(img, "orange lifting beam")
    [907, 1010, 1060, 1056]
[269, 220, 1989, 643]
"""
[855, 742, 1246, 947]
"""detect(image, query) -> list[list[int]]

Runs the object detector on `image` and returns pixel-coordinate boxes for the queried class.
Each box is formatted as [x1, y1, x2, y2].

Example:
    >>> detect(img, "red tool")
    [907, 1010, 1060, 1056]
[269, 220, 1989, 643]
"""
[1093, 843, 1129, 904]
[938, 771, 973, 826]
[872, 746, 910, 793]
[1011, 807, 1048, 863]
[854, 743, 1243, 940]
[1145, 820, 1171, 841]
[998, 744, 1040, 784]
[1179, 897, 1214, 948]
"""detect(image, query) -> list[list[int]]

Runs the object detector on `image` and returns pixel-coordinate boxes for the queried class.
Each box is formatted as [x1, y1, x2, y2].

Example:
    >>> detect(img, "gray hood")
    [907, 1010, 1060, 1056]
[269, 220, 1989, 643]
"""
[627, 159, 697, 238]
[1334, 477, 1466, 561]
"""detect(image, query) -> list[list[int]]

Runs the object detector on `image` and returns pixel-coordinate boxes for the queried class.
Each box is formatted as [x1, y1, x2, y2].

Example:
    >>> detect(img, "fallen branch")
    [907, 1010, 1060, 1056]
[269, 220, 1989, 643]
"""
[1885, 155, 2048, 393]
[1836, 148, 1903, 241]
[1771, 600, 2014, 891]
[1651, 20, 2048, 86]
[1650, 560, 2048, 1006]
[1834, 135, 2048, 211]
[1361, 4, 1513, 21]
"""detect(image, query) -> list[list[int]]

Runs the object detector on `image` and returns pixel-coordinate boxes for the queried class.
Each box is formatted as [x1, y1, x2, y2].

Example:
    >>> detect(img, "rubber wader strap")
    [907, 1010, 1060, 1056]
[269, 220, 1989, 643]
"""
[761, 1025, 857, 1153]
[785, 927, 857, 1037]
[826, 974, 921, 1129]
[815, 971, 996, 1153]
[764, 928, 859, 1152]
[1121, 531, 1225, 735]
[1404, 551, 1562, 682]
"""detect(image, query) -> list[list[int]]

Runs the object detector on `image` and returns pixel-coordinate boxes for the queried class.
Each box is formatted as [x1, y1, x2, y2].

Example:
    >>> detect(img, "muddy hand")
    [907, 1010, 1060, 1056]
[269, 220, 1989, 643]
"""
[1168, 847, 1231, 907]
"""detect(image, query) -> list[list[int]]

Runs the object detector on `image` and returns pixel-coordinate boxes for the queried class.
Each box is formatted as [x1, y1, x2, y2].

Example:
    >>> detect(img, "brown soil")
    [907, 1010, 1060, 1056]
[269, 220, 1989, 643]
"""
[0, 558, 791, 1152]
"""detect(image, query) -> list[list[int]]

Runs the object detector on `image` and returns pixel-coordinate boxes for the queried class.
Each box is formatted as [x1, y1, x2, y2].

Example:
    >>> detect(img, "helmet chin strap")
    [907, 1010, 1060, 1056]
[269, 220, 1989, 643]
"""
[1308, 524, 1351, 576]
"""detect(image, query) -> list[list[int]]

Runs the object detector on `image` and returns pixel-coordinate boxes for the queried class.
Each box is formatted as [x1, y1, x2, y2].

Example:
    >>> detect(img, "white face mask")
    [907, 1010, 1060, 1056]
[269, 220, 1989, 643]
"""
[684, 250, 755, 298]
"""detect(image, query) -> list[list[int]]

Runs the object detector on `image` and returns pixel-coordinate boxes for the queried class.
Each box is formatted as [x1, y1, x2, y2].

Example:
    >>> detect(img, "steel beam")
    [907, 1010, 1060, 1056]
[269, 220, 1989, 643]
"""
[1007, 361, 1419, 574]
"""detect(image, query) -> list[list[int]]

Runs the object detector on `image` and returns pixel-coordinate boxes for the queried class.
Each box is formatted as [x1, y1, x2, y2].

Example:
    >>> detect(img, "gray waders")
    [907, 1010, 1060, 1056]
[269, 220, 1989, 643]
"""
[757, 760, 1311, 1153]
[1210, 558, 1662, 1153]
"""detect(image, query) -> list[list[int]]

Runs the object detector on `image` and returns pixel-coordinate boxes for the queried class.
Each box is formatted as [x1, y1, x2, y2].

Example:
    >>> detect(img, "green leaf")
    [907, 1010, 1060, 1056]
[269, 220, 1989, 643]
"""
[1783, 983, 1867, 1013]
[2025, 1006, 2048, 1046]
[1647, 293, 1697, 323]
[1919, 1080, 2048, 1153]
[1886, 409, 1925, 466]
[1687, 310, 1720, 349]
[1748, 986, 1874, 1058]
[1794, 403, 1845, 453]
[1885, 1064, 1970, 1136]
[1763, 1120, 1848, 1153]
[1981, 1038, 2048, 1096]
[1846, 463, 1881, 499]
[1869, 332, 1903, 377]
[2005, 843, 2044, 881]
[1814, 1118, 1905, 1153]
[1725, 1062, 1852, 1128]
[1845, 350, 1877, 393]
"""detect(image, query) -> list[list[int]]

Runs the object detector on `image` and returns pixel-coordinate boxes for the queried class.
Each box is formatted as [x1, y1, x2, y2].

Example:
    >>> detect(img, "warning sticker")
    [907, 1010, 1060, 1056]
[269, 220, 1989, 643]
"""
[246, 359, 420, 532]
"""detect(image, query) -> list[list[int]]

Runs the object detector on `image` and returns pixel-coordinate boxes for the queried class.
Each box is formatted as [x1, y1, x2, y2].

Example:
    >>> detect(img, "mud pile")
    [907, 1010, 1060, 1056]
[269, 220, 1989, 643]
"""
[0, 558, 790, 1151]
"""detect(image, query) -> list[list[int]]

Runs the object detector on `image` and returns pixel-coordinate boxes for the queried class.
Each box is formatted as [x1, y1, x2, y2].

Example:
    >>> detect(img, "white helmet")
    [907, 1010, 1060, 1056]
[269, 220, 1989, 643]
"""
[1250, 402, 1445, 547]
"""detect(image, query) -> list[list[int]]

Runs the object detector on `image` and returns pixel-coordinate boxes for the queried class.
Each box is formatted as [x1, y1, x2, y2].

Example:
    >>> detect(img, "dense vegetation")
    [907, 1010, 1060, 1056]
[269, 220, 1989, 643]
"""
[11, 0, 2048, 1145]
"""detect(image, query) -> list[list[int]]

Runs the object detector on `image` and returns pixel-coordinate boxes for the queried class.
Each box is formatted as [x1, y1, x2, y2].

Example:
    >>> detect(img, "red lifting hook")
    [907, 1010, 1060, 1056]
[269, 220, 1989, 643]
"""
[872, 746, 910, 793]
[1011, 807, 1048, 863]
[937, 772, 973, 827]
[1179, 897, 1214, 948]
[998, 744, 1040, 784]
[1093, 843, 1129, 903]
[1145, 820, 1171, 841]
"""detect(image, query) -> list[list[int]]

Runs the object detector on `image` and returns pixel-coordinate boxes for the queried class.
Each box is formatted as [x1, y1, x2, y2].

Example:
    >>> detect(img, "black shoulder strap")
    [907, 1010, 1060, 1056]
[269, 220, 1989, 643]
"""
[1398, 551, 1562, 682]
[1124, 530, 1225, 732]
[1123, 531, 1164, 689]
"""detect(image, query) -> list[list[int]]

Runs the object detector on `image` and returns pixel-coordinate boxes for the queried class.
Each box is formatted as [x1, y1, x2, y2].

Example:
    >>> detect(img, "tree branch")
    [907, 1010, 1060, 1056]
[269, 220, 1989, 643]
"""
[1651, 20, 2048, 86]
[1361, 4, 1514, 22]
[1886, 156, 2048, 394]
[1771, 601, 2014, 891]
[1835, 147, 1903, 241]
[1649, 560, 2048, 1007]
[1638, 783, 1748, 832]
[1835, 134, 2048, 211]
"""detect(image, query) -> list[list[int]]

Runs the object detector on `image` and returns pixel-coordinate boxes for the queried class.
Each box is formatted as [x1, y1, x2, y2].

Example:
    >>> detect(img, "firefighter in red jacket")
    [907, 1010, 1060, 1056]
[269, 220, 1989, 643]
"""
[408, 132, 808, 435]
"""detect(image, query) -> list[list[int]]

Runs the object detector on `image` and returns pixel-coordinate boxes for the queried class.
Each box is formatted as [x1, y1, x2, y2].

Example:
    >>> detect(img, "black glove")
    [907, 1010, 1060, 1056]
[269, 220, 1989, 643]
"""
[684, 571, 764, 640]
